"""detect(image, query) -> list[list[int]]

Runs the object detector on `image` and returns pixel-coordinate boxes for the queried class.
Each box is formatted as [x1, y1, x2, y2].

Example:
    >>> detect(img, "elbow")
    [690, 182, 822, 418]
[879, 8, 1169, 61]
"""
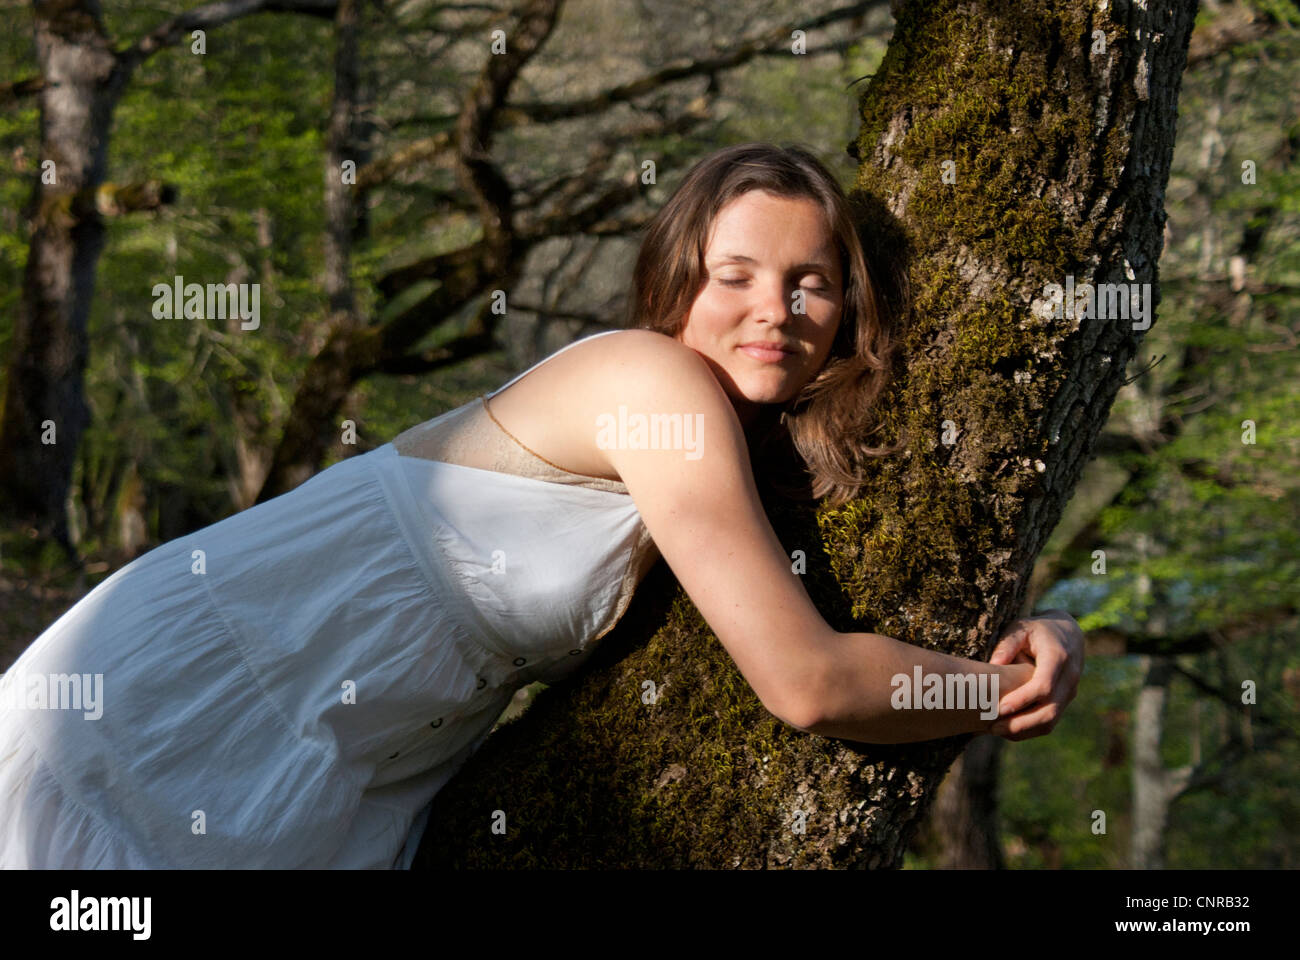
[781, 701, 823, 735]
[764, 697, 816, 733]
[768, 683, 827, 736]
[766, 634, 835, 735]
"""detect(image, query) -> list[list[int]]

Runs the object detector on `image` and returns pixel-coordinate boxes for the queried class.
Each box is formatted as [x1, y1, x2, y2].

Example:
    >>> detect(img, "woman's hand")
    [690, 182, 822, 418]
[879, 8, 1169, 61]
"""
[986, 609, 1085, 741]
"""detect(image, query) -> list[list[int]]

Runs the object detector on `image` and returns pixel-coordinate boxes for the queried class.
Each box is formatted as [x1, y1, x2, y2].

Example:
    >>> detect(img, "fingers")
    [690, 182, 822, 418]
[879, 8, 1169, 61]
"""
[989, 698, 1064, 741]
[988, 624, 1029, 665]
[996, 653, 1062, 716]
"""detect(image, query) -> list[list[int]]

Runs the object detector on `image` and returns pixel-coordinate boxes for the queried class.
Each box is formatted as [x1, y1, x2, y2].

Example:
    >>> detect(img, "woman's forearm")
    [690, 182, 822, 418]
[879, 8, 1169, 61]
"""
[809, 631, 1035, 743]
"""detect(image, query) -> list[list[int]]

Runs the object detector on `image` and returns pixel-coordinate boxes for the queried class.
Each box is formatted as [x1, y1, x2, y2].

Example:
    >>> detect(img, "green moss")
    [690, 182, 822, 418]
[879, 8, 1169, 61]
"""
[823, 0, 1117, 647]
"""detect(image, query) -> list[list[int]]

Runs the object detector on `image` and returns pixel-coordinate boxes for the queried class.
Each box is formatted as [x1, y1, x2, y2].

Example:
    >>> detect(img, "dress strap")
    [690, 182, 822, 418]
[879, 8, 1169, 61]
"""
[484, 329, 624, 400]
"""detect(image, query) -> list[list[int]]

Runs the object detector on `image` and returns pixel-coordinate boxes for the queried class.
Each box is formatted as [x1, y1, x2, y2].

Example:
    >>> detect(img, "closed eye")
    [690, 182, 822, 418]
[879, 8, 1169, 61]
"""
[718, 277, 832, 293]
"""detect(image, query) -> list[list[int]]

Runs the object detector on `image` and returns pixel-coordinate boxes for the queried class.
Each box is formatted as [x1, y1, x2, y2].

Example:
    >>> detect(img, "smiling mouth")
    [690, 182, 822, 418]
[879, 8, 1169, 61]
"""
[739, 343, 796, 363]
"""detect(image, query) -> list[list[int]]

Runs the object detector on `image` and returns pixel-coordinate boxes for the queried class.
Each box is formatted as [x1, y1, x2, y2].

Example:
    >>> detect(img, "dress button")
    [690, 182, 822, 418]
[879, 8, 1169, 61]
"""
[430, 717, 443, 729]
[569, 649, 582, 656]
[513, 657, 526, 666]
[476, 677, 487, 689]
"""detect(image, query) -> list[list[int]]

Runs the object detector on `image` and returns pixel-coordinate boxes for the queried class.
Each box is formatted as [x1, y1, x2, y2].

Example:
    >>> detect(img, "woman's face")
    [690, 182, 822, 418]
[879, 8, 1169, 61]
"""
[675, 189, 844, 426]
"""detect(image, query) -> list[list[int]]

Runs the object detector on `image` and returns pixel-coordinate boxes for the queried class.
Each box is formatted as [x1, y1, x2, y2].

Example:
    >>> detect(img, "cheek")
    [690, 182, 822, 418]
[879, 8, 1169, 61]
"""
[692, 287, 725, 316]
[685, 295, 726, 338]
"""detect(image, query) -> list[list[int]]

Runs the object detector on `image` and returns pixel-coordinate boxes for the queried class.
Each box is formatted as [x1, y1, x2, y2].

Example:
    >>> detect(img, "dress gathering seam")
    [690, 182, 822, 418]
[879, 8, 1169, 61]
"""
[2, 714, 160, 868]
[195, 563, 368, 792]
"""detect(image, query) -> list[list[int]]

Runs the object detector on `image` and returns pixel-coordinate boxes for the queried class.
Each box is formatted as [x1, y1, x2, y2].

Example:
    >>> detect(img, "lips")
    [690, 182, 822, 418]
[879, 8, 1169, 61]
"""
[739, 341, 796, 363]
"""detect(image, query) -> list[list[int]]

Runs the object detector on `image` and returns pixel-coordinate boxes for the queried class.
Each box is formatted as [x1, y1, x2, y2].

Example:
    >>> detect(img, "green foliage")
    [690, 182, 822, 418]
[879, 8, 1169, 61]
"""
[1024, 24, 1300, 868]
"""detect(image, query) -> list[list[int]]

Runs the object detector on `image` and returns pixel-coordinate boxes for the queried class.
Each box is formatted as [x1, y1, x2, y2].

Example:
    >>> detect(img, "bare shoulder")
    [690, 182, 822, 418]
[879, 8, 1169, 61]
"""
[575, 328, 714, 387]
[582, 330, 753, 489]
[493, 329, 712, 402]
[574, 329, 735, 420]
[571, 329, 743, 466]
[483, 328, 729, 482]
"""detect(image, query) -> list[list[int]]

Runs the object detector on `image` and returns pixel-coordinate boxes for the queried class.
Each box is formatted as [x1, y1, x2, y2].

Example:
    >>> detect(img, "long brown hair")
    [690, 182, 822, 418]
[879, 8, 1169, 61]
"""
[624, 141, 903, 507]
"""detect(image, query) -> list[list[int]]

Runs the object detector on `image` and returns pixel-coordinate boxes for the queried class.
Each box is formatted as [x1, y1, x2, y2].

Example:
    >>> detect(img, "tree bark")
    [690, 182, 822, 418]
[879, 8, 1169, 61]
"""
[411, 0, 1199, 868]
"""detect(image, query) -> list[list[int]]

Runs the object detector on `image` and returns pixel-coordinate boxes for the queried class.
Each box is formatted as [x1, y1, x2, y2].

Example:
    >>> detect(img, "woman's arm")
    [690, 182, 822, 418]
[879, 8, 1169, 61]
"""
[588, 332, 1038, 742]
[809, 631, 1034, 743]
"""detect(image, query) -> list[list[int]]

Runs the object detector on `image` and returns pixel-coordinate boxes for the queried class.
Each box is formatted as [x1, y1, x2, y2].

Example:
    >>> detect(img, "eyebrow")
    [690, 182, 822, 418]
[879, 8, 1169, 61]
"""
[707, 253, 835, 273]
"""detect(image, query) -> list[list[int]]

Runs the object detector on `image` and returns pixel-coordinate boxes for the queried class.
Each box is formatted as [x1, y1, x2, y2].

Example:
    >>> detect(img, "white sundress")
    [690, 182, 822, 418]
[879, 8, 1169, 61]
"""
[0, 328, 660, 869]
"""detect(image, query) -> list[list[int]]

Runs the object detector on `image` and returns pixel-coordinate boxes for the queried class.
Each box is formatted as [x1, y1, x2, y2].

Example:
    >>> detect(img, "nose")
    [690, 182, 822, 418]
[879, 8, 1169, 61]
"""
[754, 278, 795, 326]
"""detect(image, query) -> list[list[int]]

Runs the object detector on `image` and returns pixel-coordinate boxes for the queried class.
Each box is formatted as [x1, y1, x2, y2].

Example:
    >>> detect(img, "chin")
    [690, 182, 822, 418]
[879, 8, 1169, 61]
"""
[747, 375, 800, 401]
[738, 386, 794, 408]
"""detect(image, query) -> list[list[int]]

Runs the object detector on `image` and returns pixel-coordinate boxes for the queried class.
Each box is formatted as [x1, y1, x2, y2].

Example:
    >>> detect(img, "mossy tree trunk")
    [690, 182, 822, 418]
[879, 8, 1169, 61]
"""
[414, 0, 1199, 868]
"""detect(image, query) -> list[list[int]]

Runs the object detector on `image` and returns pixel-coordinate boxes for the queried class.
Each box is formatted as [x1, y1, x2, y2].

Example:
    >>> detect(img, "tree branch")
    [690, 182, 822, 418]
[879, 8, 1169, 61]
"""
[508, 1, 885, 123]
[358, 1, 885, 184]
[0, 75, 46, 106]
[1085, 605, 1299, 658]
[1168, 662, 1300, 739]
[116, 0, 339, 74]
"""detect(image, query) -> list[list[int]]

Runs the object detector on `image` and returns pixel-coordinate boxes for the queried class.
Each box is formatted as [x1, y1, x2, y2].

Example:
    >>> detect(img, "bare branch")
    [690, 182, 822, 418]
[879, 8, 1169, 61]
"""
[356, 131, 454, 189]
[1169, 661, 1300, 739]
[1085, 605, 1299, 658]
[509, 2, 884, 123]
[452, 0, 562, 260]
[117, 0, 339, 74]
[0, 75, 46, 106]
[362, 1, 884, 182]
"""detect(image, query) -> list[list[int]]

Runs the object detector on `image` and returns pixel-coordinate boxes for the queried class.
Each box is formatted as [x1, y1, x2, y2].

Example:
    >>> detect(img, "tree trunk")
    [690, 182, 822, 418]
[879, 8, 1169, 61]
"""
[1131, 656, 1193, 869]
[0, 0, 119, 558]
[0, 0, 342, 552]
[918, 733, 1008, 869]
[412, 0, 1199, 869]
[919, 496, 1117, 869]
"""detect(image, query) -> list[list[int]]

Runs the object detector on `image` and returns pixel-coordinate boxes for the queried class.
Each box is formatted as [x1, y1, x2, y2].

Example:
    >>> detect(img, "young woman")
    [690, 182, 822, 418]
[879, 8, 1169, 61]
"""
[0, 142, 1083, 869]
